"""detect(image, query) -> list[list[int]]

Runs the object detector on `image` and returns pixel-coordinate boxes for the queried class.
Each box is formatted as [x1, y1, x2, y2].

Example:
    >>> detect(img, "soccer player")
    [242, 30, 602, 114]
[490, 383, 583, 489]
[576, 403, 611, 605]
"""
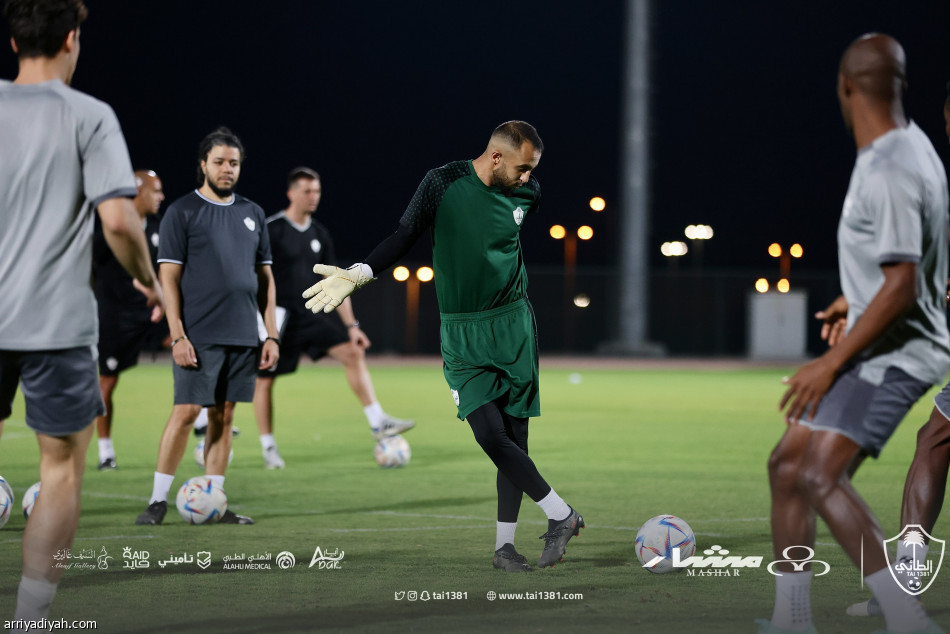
[134, 127, 280, 526]
[761, 34, 949, 634]
[0, 0, 163, 622]
[254, 167, 413, 469]
[847, 83, 950, 620]
[94, 169, 165, 470]
[302, 121, 584, 571]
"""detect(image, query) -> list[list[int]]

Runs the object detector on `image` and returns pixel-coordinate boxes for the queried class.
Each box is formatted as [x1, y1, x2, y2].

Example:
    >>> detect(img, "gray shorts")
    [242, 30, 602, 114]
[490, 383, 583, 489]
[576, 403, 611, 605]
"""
[797, 362, 931, 457]
[172, 344, 257, 406]
[0, 346, 104, 436]
[933, 382, 950, 420]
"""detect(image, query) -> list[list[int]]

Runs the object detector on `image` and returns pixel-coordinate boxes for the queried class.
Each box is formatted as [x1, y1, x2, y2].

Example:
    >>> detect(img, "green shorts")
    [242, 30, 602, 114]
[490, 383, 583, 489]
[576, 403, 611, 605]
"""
[440, 297, 540, 421]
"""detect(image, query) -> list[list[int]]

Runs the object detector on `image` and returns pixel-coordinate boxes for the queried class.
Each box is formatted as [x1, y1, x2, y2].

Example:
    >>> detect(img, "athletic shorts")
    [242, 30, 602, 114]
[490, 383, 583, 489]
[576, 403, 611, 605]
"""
[0, 346, 104, 436]
[440, 297, 540, 421]
[796, 362, 931, 458]
[933, 381, 950, 421]
[98, 310, 153, 376]
[173, 344, 257, 406]
[258, 312, 349, 377]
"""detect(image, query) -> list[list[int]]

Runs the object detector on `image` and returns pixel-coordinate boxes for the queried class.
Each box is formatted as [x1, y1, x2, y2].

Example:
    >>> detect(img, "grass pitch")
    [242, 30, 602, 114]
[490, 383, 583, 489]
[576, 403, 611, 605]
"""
[0, 360, 948, 633]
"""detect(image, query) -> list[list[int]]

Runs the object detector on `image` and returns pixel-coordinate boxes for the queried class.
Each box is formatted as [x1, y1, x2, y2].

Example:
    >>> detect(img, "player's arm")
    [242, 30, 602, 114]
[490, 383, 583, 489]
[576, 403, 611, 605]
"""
[780, 262, 916, 423]
[160, 262, 197, 369]
[97, 197, 164, 321]
[257, 264, 280, 370]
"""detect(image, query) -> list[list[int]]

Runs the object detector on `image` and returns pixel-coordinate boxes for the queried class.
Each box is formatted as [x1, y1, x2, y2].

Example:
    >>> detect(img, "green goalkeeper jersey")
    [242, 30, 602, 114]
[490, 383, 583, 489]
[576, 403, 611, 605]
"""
[398, 160, 541, 314]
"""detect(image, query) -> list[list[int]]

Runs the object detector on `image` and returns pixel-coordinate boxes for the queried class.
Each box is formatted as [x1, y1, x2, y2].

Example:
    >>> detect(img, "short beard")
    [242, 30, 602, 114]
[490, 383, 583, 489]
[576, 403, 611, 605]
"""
[208, 180, 234, 198]
[490, 166, 518, 197]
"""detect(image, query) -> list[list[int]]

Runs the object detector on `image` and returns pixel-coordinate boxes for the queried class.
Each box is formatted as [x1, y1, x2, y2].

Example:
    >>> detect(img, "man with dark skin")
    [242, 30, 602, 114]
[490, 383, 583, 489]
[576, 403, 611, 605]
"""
[760, 34, 949, 634]
[847, 85, 950, 620]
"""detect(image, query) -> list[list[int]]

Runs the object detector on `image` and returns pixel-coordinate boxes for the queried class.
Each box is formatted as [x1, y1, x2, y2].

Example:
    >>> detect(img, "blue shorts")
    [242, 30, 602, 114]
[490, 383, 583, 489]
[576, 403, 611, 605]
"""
[172, 344, 257, 406]
[796, 362, 931, 458]
[0, 346, 103, 436]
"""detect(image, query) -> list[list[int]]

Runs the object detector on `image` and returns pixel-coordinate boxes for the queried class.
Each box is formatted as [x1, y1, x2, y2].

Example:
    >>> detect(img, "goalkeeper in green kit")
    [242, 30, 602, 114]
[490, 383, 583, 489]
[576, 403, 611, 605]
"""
[303, 121, 583, 571]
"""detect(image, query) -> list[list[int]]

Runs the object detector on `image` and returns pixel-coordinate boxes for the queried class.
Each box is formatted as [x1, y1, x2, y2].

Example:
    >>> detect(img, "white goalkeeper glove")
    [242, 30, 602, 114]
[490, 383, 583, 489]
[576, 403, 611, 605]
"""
[303, 263, 375, 314]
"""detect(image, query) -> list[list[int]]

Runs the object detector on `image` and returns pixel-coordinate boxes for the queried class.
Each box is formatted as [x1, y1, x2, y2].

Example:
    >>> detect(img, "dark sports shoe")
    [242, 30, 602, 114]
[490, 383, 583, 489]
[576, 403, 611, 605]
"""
[493, 543, 532, 572]
[135, 501, 167, 525]
[98, 457, 117, 471]
[219, 509, 254, 525]
[538, 507, 585, 568]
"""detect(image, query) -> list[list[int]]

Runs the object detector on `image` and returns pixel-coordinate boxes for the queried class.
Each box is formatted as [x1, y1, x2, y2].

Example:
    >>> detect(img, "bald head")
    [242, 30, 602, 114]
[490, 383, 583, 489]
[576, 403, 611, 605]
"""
[133, 170, 164, 216]
[840, 33, 906, 103]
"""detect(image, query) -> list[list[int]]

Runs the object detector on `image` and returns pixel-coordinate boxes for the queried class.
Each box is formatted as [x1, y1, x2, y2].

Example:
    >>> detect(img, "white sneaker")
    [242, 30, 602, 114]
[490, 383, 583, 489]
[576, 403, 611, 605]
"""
[373, 416, 415, 441]
[263, 446, 285, 469]
[847, 597, 882, 616]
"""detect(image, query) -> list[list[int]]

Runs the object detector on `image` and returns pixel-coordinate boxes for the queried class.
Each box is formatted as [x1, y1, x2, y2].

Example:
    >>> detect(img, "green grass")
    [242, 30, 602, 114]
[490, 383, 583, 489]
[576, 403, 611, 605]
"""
[1, 361, 948, 633]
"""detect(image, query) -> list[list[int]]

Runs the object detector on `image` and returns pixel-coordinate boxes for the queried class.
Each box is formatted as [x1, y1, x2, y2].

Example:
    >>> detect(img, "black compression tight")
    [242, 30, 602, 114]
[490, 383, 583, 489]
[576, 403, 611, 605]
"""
[466, 398, 551, 522]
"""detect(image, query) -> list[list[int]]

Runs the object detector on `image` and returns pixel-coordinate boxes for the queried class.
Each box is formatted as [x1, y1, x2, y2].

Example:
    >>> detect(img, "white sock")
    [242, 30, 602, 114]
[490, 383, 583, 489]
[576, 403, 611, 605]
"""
[98, 438, 115, 460]
[208, 475, 225, 489]
[866, 566, 930, 632]
[149, 472, 174, 504]
[535, 489, 571, 521]
[897, 540, 929, 567]
[496, 522, 517, 551]
[194, 407, 209, 431]
[14, 575, 58, 620]
[364, 402, 385, 429]
[259, 434, 276, 451]
[769, 570, 812, 630]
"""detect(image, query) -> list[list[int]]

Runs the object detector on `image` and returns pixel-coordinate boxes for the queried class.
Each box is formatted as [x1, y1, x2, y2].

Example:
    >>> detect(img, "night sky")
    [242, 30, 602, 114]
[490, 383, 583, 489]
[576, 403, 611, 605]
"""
[3, 1, 950, 274]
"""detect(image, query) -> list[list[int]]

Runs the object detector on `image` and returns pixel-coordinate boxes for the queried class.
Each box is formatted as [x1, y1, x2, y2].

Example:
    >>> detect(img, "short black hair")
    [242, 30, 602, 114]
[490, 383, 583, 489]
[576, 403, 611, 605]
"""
[4, 0, 87, 58]
[492, 121, 544, 154]
[287, 166, 320, 189]
[196, 126, 245, 185]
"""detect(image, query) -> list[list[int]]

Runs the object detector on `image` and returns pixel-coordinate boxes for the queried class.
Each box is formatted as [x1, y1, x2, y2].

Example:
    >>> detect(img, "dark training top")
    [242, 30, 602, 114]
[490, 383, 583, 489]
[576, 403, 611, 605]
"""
[93, 213, 160, 319]
[158, 190, 272, 347]
[365, 160, 541, 314]
[266, 211, 336, 317]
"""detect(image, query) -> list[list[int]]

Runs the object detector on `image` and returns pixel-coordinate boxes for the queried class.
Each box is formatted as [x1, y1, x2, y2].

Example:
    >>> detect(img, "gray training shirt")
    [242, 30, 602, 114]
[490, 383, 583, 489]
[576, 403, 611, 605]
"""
[0, 79, 137, 350]
[838, 121, 950, 385]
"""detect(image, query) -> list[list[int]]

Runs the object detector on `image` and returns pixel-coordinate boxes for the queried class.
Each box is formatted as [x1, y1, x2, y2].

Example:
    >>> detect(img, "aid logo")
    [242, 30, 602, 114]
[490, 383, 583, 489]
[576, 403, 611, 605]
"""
[767, 546, 830, 577]
[884, 525, 945, 596]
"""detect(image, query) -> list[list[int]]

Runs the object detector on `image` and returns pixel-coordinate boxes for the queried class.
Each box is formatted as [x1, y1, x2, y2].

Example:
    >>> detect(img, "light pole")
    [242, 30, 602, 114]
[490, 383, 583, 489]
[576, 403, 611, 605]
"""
[393, 266, 433, 353]
[766, 242, 803, 292]
[660, 240, 688, 270]
[684, 224, 713, 267]
[550, 223, 595, 350]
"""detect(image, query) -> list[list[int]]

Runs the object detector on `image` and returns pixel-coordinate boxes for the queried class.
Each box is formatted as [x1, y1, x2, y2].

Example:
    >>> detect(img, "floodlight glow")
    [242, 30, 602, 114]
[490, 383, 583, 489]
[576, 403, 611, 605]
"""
[790, 244, 803, 258]
[549, 225, 566, 240]
[589, 197, 606, 212]
[755, 278, 769, 293]
[416, 266, 434, 282]
[577, 226, 594, 240]
[661, 241, 688, 257]
[573, 294, 591, 308]
[393, 266, 410, 282]
[777, 279, 790, 293]
[768, 243, 782, 258]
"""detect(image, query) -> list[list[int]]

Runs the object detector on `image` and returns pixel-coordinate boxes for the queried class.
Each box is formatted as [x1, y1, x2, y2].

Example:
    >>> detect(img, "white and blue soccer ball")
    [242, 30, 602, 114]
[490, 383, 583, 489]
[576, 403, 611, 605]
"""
[21, 481, 41, 519]
[0, 477, 13, 529]
[373, 435, 411, 468]
[635, 514, 696, 573]
[176, 476, 227, 524]
[194, 439, 233, 468]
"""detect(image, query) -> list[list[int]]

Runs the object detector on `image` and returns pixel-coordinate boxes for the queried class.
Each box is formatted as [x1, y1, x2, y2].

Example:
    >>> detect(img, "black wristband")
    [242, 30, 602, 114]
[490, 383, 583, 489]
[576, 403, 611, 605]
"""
[265, 336, 280, 345]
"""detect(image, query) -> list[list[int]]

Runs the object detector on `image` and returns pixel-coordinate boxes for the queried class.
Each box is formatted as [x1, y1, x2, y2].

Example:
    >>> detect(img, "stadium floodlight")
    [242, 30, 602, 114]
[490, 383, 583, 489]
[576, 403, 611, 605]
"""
[577, 226, 594, 240]
[684, 224, 713, 240]
[549, 225, 566, 240]
[790, 243, 803, 258]
[589, 197, 606, 212]
[777, 278, 790, 293]
[573, 293, 591, 308]
[392, 266, 410, 282]
[415, 267, 434, 282]
[755, 278, 769, 293]
[768, 243, 782, 258]
[660, 241, 688, 257]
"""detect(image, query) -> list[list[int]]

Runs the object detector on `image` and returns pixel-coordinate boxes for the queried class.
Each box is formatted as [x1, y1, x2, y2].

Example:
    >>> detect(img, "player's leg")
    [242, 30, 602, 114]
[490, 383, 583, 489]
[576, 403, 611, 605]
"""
[326, 340, 414, 440]
[492, 409, 531, 572]
[466, 399, 582, 568]
[902, 407, 950, 542]
[204, 401, 235, 476]
[253, 375, 285, 469]
[135, 403, 202, 525]
[95, 373, 119, 470]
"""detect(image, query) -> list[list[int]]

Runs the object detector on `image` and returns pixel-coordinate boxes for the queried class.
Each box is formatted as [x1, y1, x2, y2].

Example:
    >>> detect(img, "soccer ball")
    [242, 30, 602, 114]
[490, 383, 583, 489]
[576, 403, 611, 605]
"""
[194, 439, 233, 468]
[0, 482, 12, 529]
[635, 514, 696, 574]
[373, 435, 411, 468]
[22, 481, 41, 519]
[0, 476, 13, 508]
[175, 476, 227, 524]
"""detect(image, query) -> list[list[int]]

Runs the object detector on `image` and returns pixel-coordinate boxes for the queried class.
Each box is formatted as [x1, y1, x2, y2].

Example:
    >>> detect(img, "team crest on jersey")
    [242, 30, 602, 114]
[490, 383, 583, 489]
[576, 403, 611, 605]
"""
[244, 217, 256, 231]
[150, 233, 160, 247]
[512, 207, 525, 226]
[310, 239, 322, 253]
